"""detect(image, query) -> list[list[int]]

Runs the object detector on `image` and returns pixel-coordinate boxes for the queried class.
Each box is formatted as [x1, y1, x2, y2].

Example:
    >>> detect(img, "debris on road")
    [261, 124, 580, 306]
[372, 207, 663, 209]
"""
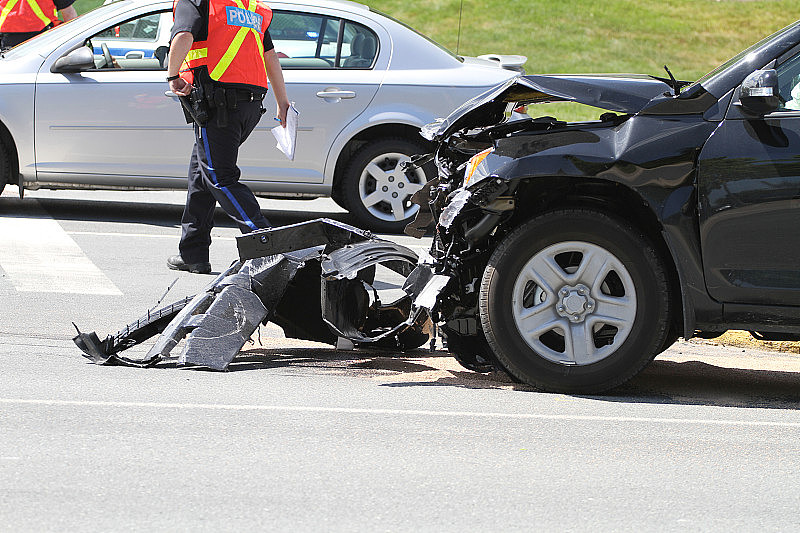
[74, 219, 439, 370]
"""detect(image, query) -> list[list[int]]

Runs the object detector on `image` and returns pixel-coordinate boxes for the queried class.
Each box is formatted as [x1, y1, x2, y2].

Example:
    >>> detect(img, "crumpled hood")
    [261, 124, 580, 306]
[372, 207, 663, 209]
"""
[423, 74, 672, 140]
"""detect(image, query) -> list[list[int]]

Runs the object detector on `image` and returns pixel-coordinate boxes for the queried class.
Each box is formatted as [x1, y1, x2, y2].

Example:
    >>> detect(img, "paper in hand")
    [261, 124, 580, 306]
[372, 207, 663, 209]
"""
[271, 103, 299, 161]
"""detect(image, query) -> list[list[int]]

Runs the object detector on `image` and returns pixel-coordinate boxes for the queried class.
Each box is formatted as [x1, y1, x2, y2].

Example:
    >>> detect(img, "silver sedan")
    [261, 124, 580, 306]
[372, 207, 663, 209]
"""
[0, 0, 524, 231]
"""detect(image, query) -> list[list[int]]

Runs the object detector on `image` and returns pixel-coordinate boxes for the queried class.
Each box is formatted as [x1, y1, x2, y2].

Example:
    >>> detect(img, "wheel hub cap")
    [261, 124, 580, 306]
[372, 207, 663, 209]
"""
[556, 284, 595, 323]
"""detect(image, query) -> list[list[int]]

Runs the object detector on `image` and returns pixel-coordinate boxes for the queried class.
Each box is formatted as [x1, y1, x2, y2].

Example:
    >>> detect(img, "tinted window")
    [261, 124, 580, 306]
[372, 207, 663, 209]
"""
[777, 53, 800, 110]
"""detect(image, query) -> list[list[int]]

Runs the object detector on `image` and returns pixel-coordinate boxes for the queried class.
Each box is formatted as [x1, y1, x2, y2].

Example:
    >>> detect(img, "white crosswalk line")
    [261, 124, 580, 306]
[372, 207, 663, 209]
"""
[0, 214, 122, 295]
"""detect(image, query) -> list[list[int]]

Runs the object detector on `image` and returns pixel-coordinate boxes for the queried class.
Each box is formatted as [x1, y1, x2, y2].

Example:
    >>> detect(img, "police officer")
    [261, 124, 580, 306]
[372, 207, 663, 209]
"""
[0, 0, 76, 49]
[166, 0, 289, 274]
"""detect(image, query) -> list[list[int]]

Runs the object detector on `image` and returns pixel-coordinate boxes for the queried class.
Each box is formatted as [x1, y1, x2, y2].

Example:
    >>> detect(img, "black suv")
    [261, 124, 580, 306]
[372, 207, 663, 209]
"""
[409, 19, 800, 393]
[75, 20, 800, 395]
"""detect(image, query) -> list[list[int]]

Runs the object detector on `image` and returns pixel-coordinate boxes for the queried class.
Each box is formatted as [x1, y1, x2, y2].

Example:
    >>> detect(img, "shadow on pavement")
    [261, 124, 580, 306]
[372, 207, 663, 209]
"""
[230, 346, 800, 407]
[0, 195, 355, 229]
[603, 359, 800, 409]
[228, 346, 524, 391]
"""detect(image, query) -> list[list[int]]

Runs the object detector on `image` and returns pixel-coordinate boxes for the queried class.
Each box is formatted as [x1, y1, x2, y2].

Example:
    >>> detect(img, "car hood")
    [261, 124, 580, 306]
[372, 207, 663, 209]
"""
[422, 74, 672, 140]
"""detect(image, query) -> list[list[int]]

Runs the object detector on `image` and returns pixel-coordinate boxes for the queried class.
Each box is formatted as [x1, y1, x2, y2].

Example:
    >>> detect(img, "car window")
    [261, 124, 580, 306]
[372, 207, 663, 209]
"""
[340, 20, 377, 69]
[88, 10, 170, 70]
[777, 53, 800, 111]
[271, 10, 377, 69]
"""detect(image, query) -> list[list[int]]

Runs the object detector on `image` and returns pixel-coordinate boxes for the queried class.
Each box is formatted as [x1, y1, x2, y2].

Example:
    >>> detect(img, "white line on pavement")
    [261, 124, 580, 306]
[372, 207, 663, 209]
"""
[0, 216, 122, 295]
[1, 398, 799, 428]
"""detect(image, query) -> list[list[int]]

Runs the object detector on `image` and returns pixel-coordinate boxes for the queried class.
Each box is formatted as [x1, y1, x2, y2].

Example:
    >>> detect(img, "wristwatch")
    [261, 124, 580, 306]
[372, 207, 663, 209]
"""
[166, 74, 180, 82]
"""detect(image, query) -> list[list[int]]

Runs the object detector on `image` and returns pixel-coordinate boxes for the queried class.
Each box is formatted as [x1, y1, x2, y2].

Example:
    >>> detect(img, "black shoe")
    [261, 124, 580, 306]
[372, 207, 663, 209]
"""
[167, 255, 211, 274]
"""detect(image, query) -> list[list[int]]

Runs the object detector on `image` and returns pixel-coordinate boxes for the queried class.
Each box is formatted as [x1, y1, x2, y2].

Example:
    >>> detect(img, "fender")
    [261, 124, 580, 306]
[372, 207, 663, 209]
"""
[481, 114, 725, 337]
[322, 103, 436, 183]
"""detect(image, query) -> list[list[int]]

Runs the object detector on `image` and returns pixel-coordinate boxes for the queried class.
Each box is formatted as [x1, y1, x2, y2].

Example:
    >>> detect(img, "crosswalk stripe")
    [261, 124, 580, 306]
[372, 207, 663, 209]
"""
[0, 213, 122, 295]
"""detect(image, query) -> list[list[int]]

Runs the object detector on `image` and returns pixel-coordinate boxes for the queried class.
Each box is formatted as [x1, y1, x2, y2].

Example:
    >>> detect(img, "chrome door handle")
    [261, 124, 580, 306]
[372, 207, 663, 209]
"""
[316, 89, 356, 99]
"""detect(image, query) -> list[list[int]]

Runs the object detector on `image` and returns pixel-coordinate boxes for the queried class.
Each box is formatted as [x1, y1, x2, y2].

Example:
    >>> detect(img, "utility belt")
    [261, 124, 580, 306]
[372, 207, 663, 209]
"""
[179, 79, 266, 128]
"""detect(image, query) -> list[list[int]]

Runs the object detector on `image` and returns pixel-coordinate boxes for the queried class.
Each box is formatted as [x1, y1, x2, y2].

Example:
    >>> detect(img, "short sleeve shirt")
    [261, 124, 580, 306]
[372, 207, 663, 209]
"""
[171, 0, 274, 51]
[54, 0, 75, 10]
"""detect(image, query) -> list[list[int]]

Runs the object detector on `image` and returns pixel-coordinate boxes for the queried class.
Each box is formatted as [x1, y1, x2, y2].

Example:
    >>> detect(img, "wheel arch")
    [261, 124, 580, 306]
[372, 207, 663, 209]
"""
[0, 118, 20, 190]
[330, 122, 433, 204]
[505, 176, 686, 346]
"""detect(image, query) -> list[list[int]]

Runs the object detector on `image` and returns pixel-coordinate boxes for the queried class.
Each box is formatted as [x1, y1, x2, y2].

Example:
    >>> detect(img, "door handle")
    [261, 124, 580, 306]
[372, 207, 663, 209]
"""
[316, 89, 356, 99]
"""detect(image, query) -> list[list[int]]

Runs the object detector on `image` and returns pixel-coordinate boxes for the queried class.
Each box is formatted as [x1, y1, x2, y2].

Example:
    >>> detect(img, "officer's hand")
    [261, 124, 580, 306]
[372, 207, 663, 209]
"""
[169, 77, 192, 97]
[276, 100, 290, 128]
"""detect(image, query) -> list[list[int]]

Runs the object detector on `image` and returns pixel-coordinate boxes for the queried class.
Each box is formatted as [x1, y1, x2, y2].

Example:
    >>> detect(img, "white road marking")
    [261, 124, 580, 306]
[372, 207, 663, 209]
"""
[1, 398, 798, 428]
[0, 216, 122, 295]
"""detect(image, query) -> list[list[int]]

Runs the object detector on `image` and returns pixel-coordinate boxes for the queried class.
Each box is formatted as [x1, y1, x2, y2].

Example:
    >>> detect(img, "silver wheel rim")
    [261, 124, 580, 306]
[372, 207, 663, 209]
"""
[510, 241, 637, 366]
[358, 152, 425, 223]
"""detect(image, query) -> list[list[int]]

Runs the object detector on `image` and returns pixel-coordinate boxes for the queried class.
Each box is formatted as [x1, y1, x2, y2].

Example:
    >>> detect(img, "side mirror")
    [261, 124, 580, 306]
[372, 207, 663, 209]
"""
[50, 47, 95, 73]
[740, 69, 780, 115]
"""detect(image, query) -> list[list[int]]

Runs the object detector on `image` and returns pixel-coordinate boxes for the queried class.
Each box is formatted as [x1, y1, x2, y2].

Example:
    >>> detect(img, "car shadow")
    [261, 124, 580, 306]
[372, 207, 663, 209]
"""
[228, 346, 800, 408]
[0, 195, 355, 229]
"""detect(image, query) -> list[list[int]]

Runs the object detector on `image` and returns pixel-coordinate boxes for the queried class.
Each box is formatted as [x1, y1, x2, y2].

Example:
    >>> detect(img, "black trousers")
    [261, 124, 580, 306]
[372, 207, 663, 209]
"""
[179, 99, 271, 264]
[0, 27, 46, 49]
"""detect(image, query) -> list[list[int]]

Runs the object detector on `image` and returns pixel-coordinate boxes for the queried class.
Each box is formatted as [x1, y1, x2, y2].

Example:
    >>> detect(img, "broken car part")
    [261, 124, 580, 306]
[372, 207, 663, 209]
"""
[74, 219, 438, 370]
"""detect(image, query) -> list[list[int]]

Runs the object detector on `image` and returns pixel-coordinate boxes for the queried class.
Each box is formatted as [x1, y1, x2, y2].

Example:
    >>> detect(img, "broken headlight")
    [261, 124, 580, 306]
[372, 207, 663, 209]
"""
[463, 147, 495, 188]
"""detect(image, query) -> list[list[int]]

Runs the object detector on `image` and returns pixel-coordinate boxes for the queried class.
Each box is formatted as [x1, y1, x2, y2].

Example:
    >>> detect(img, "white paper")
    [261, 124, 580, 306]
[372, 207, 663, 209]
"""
[271, 103, 299, 161]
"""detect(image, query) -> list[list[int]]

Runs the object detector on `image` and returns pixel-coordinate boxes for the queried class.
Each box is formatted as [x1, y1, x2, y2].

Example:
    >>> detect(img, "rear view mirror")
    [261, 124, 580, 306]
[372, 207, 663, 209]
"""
[740, 69, 780, 115]
[51, 47, 95, 73]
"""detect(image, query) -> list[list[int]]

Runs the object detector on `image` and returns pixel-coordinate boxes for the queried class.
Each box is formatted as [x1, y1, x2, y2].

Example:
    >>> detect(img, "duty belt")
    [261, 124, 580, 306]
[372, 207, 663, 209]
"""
[210, 86, 266, 127]
[229, 88, 266, 102]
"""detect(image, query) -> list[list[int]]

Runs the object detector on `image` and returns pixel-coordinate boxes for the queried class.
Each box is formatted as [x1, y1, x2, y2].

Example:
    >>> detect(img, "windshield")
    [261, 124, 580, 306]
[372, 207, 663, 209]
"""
[368, 7, 463, 63]
[685, 21, 799, 94]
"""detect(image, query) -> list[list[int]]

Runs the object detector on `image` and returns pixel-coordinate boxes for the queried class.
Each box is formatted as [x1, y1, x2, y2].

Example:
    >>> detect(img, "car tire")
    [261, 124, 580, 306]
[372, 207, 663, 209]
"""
[479, 209, 671, 393]
[340, 138, 433, 233]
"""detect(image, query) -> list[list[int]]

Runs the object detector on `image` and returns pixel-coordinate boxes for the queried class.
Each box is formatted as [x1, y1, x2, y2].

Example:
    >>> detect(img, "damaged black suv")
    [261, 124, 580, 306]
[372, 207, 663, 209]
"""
[76, 20, 800, 394]
[408, 19, 800, 392]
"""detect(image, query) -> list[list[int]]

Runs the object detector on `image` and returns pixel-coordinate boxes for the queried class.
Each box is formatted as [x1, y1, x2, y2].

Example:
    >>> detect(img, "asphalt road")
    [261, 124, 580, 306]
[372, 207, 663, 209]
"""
[2, 188, 800, 532]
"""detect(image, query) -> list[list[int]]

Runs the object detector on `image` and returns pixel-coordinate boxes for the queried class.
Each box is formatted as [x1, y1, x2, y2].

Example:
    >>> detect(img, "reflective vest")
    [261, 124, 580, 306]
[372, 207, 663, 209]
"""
[0, 0, 57, 33]
[178, 0, 271, 90]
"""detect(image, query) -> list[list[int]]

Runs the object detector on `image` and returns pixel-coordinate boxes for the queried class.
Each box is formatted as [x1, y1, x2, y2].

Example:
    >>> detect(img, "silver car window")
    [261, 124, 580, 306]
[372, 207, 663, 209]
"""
[88, 10, 170, 69]
[339, 20, 378, 69]
[271, 10, 377, 70]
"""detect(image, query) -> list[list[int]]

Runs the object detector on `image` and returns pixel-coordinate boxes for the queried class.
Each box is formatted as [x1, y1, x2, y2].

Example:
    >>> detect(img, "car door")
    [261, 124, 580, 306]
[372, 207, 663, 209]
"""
[697, 50, 800, 306]
[237, 7, 386, 185]
[34, 8, 192, 186]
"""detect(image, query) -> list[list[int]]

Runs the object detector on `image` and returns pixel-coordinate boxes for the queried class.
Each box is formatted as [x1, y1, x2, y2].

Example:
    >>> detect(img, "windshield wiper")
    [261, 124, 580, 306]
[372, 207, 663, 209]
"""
[664, 65, 680, 95]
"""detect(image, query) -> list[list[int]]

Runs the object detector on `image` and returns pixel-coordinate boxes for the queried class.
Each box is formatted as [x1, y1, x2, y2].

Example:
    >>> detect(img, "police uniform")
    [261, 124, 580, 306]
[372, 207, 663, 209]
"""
[0, 0, 75, 48]
[169, 0, 277, 272]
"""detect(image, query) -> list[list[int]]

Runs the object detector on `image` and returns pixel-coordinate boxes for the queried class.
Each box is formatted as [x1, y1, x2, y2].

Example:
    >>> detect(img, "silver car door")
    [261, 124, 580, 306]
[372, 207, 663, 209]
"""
[34, 10, 191, 187]
[238, 9, 387, 185]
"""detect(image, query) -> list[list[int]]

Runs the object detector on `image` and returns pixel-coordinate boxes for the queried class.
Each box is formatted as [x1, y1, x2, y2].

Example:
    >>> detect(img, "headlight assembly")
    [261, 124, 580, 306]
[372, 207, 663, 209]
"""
[463, 147, 495, 188]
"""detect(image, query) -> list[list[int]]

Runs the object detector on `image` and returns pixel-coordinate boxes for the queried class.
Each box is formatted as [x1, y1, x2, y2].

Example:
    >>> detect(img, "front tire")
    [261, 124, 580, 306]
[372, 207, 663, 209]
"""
[340, 138, 432, 233]
[479, 209, 671, 393]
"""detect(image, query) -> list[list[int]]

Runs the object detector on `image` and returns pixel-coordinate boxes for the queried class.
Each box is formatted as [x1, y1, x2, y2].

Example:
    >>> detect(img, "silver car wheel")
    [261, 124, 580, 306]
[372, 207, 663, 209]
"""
[510, 240, 637, 366]
[357, 152, 426, 223]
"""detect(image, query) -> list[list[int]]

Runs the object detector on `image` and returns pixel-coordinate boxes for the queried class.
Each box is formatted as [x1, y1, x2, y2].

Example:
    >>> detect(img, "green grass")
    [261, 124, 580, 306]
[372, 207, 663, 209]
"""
[72, 0, 799, 120]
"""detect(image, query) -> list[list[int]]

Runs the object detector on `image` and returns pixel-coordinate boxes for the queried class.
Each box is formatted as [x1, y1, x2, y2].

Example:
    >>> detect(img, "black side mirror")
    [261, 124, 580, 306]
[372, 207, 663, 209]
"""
[51, 47, 95, 73]
[740, 69, 780, 115]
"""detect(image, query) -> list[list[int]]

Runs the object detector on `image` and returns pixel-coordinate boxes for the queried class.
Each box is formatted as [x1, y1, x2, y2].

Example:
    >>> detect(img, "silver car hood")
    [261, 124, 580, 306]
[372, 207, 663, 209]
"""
[423, 73, 672, 140]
